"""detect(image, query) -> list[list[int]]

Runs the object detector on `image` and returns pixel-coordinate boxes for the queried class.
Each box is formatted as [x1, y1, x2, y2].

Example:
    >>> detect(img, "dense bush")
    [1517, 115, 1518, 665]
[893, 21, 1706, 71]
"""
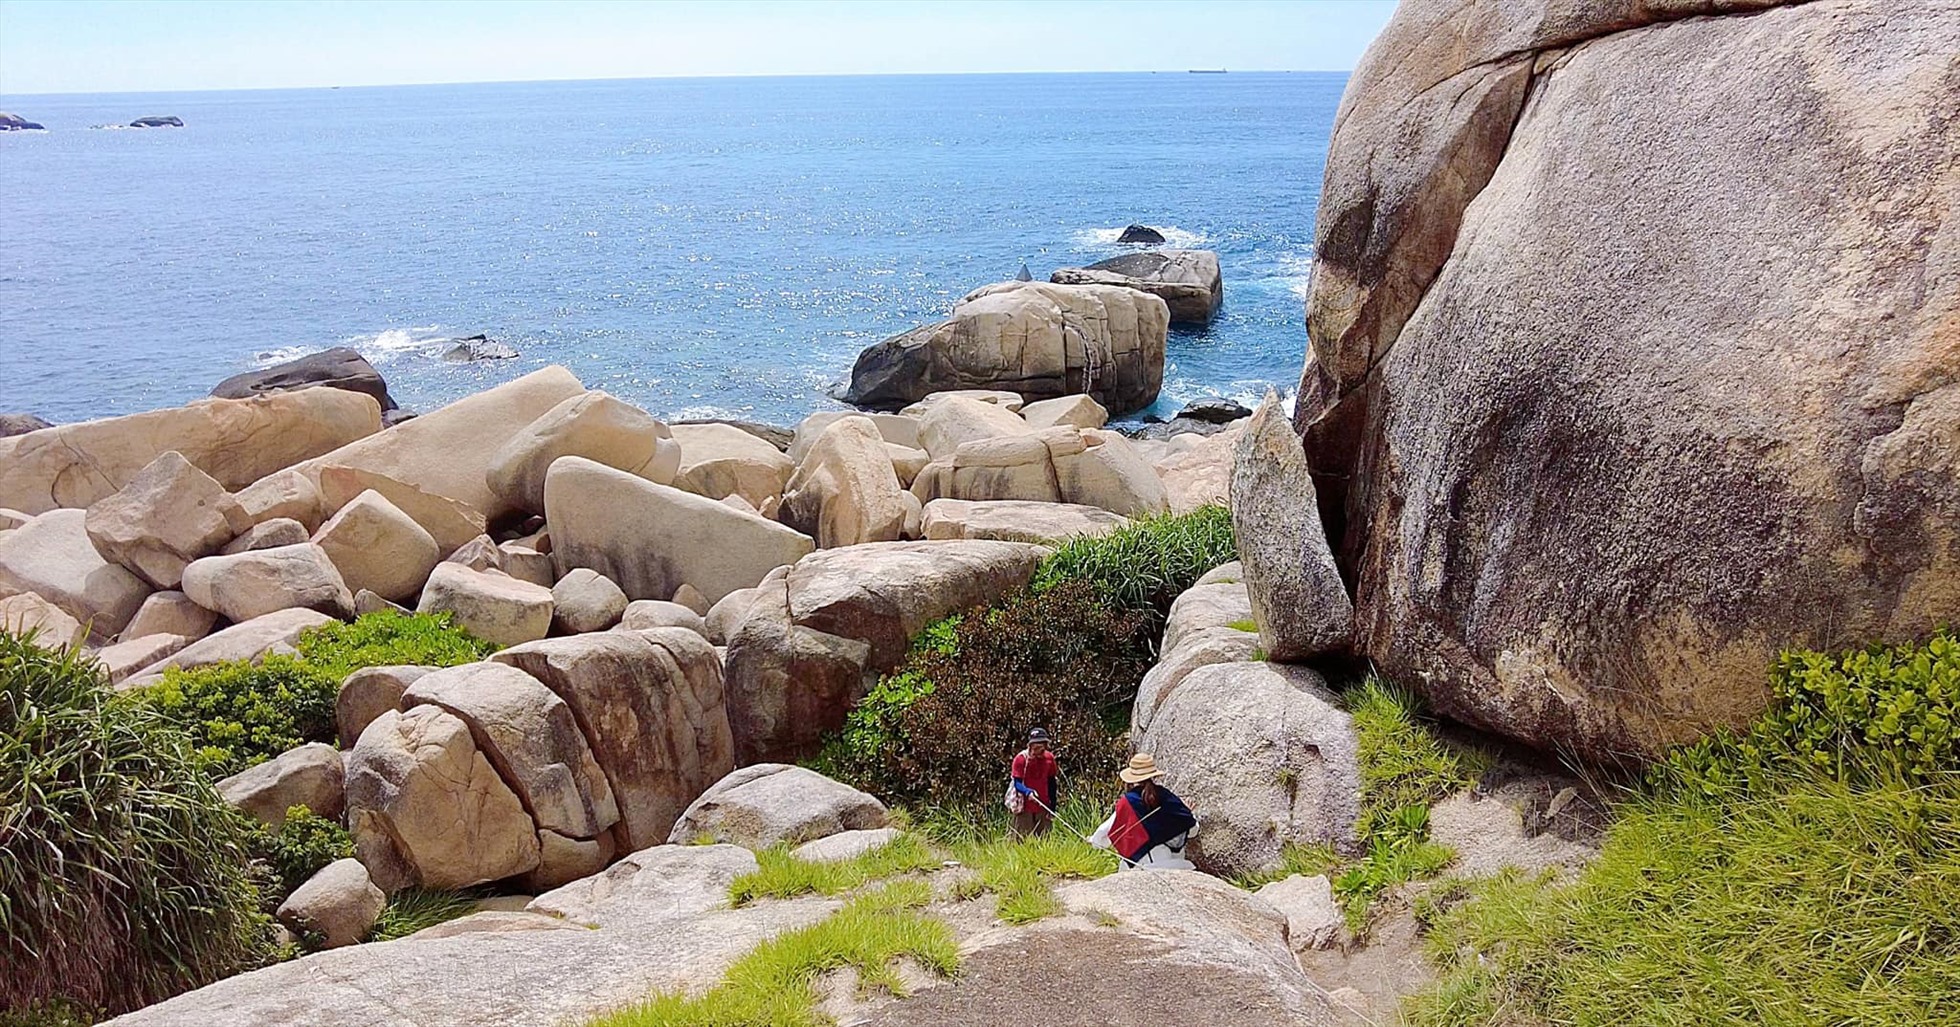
[251, 805, 354, 899]
[0, 630, 272, 1017]
[1031, 504, 1236, 622]
[130, 656, 338, 778]
[293, 609, 497, 682]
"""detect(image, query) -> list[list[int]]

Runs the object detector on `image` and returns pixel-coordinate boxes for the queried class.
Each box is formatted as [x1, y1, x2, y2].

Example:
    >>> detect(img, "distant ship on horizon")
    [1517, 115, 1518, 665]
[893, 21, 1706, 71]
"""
[1188, 69, 1227, 74]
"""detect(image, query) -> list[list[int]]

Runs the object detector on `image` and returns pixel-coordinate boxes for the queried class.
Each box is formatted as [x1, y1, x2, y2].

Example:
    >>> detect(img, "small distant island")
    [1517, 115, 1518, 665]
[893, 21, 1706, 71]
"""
[130, 115, 185, 128]
[0, 111, 47, 131]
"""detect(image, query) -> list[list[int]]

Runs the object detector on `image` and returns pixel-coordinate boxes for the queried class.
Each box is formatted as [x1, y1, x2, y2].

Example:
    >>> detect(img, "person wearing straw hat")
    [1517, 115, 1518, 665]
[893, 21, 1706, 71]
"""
[1008, 727, 1059, 838]
[1090, 754, 1198, 870]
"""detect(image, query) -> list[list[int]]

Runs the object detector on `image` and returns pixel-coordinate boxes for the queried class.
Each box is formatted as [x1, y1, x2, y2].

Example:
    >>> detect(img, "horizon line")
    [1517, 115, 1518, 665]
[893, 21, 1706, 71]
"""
[0, 66, 1351, 100]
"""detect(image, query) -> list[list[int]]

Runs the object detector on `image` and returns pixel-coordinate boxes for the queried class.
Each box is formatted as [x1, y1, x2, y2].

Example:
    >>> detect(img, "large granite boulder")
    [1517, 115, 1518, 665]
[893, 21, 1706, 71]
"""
[345, 705, 541, 891]
[920, 498, 1127, 543]
[83, 451, 252, 589]
[311, 490, 440, 604]
[0, 389, 380, 515]
[545, 456, 813, 606]
[670, 422, 795, 508]
[335, 664, 431, 747]
[485, 390, 680, 515]
[211, 347, 396, 412]
[292, 366, 584, 522]
[1231, 392, 1352, 661]
[416, 562, 552, 647]
[779, 416, 907, 548]
[915, 395, 1031, 461]
[666, 764, 887, 848]
[913, 426, 1169, 518]
[1018, 393, 1108, 430]
[180, 543, 353, 622]
[492, 628, 733, 850]
[1155, 425, 1239, 515]
[215, 742, 345, 828]
[786, 410, 921, 464]
[235, 468, 325, 530]
[318, 465, 487, 556]
[843, 280, 1168, 415]
[0, 593, 85, 649]
[276, 859, 385, 949]
[1287, 0, 1959, 759]
[0, 510, 150, 640]
[722, 540, 1044, 762]
[1051, 249, 1223, 324]
[1137, 660, 1363, 876]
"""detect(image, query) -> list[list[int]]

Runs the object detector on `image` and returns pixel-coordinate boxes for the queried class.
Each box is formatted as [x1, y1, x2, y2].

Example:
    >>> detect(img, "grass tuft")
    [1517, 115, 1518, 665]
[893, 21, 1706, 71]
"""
[1344, 677, 1481, 836]
[293, 609, 499, 682]
[364, 888, 482, 943]
[1031, 504, 1236, 618]
[729, 833, 940, 905]
[935, 802, 1118, 925]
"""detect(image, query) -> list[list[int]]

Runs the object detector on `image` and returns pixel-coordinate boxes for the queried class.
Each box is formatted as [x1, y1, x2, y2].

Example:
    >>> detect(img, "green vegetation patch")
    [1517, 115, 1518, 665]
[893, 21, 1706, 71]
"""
[729, 833, 941, 905]
[1345, 677, 1482, 836]
[365, 888, 483, 943]
[251, 805, 354, 899]
[0, 630, 272, 1017]
[293, 609, 498, 683]
[1405, 631, 1960, 1027]
[918, 796, 1119, 925]
[1031, 504, 1237, 619]
[589, 881, 958, 1027]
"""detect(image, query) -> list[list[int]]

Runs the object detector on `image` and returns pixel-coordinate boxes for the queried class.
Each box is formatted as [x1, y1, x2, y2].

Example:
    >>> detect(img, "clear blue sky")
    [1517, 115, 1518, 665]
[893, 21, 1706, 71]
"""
[0, 0, 1398, 95]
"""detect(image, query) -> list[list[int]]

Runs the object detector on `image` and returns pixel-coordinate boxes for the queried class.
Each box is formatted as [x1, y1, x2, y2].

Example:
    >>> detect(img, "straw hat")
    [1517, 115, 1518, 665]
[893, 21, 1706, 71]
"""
[1119, 753, 1166, 784]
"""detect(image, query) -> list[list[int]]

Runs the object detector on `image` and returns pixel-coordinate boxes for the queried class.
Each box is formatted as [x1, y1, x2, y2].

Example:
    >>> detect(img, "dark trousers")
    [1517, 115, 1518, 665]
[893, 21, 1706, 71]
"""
[1011, 806, 1052, 838]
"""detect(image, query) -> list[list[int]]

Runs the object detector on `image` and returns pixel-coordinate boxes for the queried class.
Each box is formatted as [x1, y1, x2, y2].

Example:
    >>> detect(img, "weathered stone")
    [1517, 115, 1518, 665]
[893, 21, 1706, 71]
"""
[0, 508, 30, 531]
[916, 395, 1031, 461]
[703, 586, 761, 645]
[0, 412, 51, 435]
[786, 411, 922, 464]
[213, 348, 396, 412]
[618, 599, 705, 636]
[1018, 393, 1109, 430]
[1138, 660, 1362, 875]
[312, 490, 440, 604]
[352, 589, 404, 616]
[791, 827, 903, 864]
[779, 416, 907, 548]
[0, 593, 85, 649]
[1052, 249, 1224, 324]
[487, 391, 680, 515]
[0, 390, 380, 515]
[445, 535, 504, 572]
[1162, 581, 1255, 655]
[124, 589, 217, 641]
[416, 563, 553, 647]
[668, 764, 886, 848]
[1255, 874, 1346, 952]
[0, 510, 150, 640]
[551, 568, 628, 633]
[919, 427, 1169, 517]
[216, 742, 345, 828]
[275, 858, 385, 949]
[181, 543, 353, 622]
[294, 366, 584, 522]
[886, 444, 930, 488]
[1156, 425, 1239, 515]
[1232, 392, 1353, 662]
[671, 583, 710, 616]
[220, 517, 310, 555]
[497, 544, 555, 587]
[921, 498, 1127, 543]
[545, 456, 812, 606]
[336, 664, 431, 747]
[525, 830, 616, 892]
[402, 662, 618, 839]
[670, 422, 795, 508]
[493, 628, 733, 850]
[1132, 627, 1261, 736]
[94, 632, 193, 684]
[346, 705, 541, 891]
[845, 281, 1167, 415]
[125, 608, 336, 681]
[898, 389, 1027, 416]
[84, 451, 253, 589]
[721, 581, 871, 766]
[234, 468, 325, 530]
[318, 465, 487, 556]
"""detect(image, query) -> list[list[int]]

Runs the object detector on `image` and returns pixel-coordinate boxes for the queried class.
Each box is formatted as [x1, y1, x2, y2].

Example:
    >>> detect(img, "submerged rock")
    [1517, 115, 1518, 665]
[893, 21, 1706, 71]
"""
[442, 334, 518, 361]
[0, 412, 52, 436]
[128, 115, 183, 128]
[0, 112, 46, 131]
[1116, 224, 1166, 244]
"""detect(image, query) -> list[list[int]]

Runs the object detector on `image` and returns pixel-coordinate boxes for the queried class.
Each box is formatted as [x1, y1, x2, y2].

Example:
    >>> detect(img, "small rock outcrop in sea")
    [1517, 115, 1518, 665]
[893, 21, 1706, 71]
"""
[211, 347, 398, 412]
[128, 116, 184, 128]
[0, 112, 46, 131]
[842, 280, 1167, 415]
[442, 334, 518, 361]
[1286, 0, 1960, 760]
[0, 412, 53, 436]
[1117, 223, 1166, 244]
[1052, 249, 1224, 324]
[1176, 396, 1252, 424]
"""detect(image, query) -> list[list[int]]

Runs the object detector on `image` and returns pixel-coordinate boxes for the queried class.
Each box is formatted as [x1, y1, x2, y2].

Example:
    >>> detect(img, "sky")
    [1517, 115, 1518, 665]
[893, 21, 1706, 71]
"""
[0, 0, 1398, 96]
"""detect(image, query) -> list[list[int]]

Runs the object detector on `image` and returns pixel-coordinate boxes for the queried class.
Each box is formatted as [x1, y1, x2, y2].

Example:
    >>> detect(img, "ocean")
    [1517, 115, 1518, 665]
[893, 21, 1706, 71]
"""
[0, 72, 1341, 427]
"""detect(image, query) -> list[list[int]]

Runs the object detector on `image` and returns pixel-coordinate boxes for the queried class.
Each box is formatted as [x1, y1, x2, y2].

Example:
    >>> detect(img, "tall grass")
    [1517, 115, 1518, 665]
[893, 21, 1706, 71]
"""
[364, 888, 482, 943]
[1031, 504, 1237, 620]
[729, 833, 941, 905]
[0, 630, 271, 1016]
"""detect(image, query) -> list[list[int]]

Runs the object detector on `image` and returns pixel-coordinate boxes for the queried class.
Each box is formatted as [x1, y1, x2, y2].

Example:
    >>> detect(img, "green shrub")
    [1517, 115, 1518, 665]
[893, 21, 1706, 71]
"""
[0, 630, 272, 1017]
[817, 580, 1146, 811]
[1031, 505, 1236, 621]
[251, 805, 354, 900]
[127, 655, 338, 778]
[293, 609, 498, 682]
[365, 888, 481, 943]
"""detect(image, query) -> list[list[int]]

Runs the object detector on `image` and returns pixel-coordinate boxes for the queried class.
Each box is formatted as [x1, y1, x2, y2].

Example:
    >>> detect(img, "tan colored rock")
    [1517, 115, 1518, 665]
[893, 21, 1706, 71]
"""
[916, 396, 1031, 461]
[1232, 392, 1353, 661]
[1255, 874, 1346, 952]
[123, 589, 216, 641]
[0, 509, 150, 640]
[0, 389, 380, 515]
[336, 664, 432, 747]
[1019, 393, 1109, 430]
[276, 858, 385, 949]
[498, 544, 556, 587]
[493, 628, 734, 849]
[921, 498, 1126, 543]
[235, 468, 324, 530]
[925, 426, 1169, 517]
[486, 390, 680, 515]
[94, 632, 193, 684]
[0, 593, 85, 649]
[181, 543, 353, 622]
[402, 662, 619, 840]
[83, 451, 253, 589]
[0, 509, 31, 532]
[216, 742, 345, 827]
[618, 599, 705, 635]
[220, 517, 310, 555]
[1053, 430, 1169, 517]
[670, 422, 795, 507]
[787, 411, 922, 464]
[313, 490, 441, 604]
[899, 389, 1025, 416]
[885, 444, 930, 488]
[780, 416, 907, 548]
[671, 583, 710, 616]
[667, 763, 886, 848]
[416, 563, 553, 647]
[703, 586, 761, 646]
[900, 490, 923, 539]
[526, 830, 615, 892]
[124, 607, 335, 682]
[318, 465, 488, 556]
[551, 567, 628, 633]
[545, 456, 813, 606]
[719, 493, 758, 516]
[294, 366, 584, 522]
[345, 705, 542, 892]
[1156, 425, 1239, 515]
[445, 535, 503, 571]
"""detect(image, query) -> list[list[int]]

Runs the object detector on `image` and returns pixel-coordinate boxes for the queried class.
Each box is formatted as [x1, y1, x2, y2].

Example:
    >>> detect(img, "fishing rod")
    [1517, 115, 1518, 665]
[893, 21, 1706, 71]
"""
[1021, 789, 1162, 871]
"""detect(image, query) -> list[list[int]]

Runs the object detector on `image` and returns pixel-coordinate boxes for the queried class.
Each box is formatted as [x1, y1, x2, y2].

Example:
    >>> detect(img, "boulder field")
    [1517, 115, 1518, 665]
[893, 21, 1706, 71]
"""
[1275, 0, 1960, 760]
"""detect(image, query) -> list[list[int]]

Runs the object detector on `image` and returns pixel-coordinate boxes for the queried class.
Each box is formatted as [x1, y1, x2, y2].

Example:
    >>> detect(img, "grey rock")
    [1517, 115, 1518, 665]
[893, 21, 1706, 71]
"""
[551, 567, 628, 634]
[0, 412, 52, 435]
[1052, 249, 1223, 324]
[667, 764, 886, 849]
[1231, 391, 1353, 662]
[220, 517, 310, 555]
[211, 347, 396, 411]
[275, 859, 385, 949]
[216, 742, 346, 828]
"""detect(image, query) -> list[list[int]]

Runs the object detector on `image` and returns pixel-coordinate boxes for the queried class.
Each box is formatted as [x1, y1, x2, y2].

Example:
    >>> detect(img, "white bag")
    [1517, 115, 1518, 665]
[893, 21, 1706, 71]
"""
[1004, 779, 1026, 814]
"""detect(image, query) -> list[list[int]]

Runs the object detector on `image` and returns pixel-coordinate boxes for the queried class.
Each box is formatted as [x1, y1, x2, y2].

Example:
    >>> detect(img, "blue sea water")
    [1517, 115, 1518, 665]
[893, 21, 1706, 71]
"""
[0, 73, 1340, 426]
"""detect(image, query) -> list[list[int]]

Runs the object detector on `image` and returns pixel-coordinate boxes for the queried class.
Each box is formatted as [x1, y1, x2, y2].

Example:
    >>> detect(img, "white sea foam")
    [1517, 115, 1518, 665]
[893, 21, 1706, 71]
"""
[336, 326, 458, 364]
[1071, 225, 1211, 249]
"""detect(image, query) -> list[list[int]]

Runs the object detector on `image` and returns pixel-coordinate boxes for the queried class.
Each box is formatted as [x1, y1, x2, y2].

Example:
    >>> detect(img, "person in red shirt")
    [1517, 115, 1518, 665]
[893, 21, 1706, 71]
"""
[1010, 727, 1059, 838]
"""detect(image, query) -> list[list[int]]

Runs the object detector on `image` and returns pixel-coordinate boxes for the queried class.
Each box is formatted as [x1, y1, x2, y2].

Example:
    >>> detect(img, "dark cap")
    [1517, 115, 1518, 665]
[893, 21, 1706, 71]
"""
[1028, 727, 1050, 742]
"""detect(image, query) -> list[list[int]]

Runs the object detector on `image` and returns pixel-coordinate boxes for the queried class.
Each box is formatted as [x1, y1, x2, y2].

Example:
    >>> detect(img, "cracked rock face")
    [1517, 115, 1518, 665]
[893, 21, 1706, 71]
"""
[1289, 0, 1960, 759]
